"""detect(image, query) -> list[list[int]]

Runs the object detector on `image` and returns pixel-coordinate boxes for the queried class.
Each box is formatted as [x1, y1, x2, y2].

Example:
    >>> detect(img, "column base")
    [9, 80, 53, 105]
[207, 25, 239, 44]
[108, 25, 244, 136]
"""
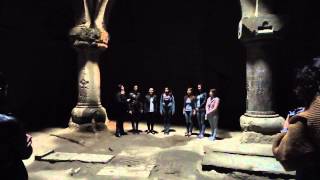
[240, 114, 284, 135]
[70, 105, 108, 132]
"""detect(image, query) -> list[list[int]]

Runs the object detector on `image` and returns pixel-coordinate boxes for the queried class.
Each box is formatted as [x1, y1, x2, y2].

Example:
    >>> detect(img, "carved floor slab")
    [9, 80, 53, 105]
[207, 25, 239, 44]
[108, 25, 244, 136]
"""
[36, 151, 114, 164]
[97, 155, 156, 178]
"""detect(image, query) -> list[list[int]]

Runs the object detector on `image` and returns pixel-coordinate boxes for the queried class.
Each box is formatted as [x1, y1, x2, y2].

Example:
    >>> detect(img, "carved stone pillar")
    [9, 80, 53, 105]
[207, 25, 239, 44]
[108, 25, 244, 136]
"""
[239, 0, 285, 134]
[69, 0, 109, 130]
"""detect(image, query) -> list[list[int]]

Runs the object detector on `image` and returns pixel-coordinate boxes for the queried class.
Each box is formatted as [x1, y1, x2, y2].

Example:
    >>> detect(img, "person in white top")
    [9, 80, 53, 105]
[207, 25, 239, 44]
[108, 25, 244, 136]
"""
[144, 88, 158, 134]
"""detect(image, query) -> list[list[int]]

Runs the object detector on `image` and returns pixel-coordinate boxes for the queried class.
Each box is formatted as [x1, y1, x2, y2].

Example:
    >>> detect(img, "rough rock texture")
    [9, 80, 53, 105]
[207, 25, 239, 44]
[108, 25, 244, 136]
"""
[69, 0, 110, 129]
[202, 151, 295, 178]
[239, 0, 285, 134]
[240, 131, 278, 144]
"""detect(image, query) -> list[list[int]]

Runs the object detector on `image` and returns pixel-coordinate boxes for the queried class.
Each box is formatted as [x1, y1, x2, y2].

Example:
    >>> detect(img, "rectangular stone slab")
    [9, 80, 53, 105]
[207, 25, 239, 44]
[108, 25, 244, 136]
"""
[97, 155, 156, 178]
[204, 143, 274, 157]
[97, 165, 155, 178]
[202, 151, 295, 176]
[37, 151, 114, 163]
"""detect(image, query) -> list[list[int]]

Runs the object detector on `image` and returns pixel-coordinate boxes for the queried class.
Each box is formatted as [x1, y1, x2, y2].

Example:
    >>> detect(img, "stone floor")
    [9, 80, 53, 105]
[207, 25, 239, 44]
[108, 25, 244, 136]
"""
[23, 120, 287, 180]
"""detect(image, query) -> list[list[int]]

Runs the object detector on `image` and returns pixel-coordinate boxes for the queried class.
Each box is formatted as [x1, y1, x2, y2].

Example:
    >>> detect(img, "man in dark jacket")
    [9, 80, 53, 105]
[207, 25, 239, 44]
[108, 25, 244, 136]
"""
[128, 85, 143, 134]
[195, 84, 207, 138]
[144, 88, 158, 134]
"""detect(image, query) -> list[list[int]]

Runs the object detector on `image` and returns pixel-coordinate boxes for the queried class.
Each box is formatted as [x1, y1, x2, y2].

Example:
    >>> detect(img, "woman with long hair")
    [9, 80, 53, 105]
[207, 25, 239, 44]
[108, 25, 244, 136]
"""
[183, 87, 196, 137]
[160, 87, 175, 135]
[114, 84, 128, 137]
[205, 89, 220, 141]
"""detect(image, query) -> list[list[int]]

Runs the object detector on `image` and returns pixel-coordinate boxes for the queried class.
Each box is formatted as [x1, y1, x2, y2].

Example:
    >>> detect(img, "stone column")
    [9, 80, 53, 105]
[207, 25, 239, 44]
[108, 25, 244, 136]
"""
[69, 0, 110, 130]
[239, 0, 285, 134]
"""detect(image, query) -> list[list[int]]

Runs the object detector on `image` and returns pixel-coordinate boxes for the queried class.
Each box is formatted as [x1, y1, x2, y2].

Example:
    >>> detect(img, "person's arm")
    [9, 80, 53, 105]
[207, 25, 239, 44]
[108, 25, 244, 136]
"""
[144, 96, 148, 113]
[205, 99, 210, 115]
[212, 98, 220, 111]
[10, 119, 33, 160]
[207, 98, 220, 115]
[159, 95, 163, 115]
[192, 97, 196, 115]
[272, 116, 315, 171]
[200, 93, 207, 109]
[183, 96, 186, 114]
[139, 94, 144, 113]
[155, 95, 159, 113]
[172, 95, 175, 115]
[115, 93, 121, 103]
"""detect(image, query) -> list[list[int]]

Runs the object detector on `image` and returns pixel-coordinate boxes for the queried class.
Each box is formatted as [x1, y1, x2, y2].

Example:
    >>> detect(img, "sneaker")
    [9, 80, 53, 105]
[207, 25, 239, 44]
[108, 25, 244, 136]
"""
[198, 134, 204, 139]
[115, 133, 122, 137]
[188, 132, 192, 137]
[208, 136, 216, 141]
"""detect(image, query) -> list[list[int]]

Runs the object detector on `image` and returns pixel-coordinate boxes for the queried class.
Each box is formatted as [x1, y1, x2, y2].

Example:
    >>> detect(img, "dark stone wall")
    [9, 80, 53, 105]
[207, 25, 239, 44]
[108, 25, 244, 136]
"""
[0, 0, 318, 130]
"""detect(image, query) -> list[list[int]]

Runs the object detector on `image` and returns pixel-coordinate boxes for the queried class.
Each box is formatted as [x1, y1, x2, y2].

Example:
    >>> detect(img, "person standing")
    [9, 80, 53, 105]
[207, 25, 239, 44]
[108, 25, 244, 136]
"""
[128, 85, 143, 134]
[183, 88, 196, 137]
[114, 84, 128, 137]
[205, 89, 220, 141]
[195, 84, 207, 138]
[160, 87, 175, 135]
[144, 88, 158, 134]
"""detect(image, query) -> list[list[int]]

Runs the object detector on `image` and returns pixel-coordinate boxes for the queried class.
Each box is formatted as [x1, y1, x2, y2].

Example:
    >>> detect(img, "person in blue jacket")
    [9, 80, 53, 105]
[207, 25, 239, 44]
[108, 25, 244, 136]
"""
[195, 84, 207, 138]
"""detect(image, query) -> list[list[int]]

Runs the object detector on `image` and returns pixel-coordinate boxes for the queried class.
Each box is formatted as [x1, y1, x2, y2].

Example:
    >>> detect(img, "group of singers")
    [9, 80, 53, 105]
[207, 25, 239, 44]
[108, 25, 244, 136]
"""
[114, 84, 220, 141]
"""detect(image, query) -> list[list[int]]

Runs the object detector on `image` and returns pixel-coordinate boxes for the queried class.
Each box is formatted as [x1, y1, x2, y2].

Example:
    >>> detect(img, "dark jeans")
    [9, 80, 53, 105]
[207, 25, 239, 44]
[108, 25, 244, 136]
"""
[196, 110, 206, 135]
[145, 112, 157, 131]
[129, 111, 141, 131]
[162, 108, 173, 133]
[184, 111, 193, 133]
[116, 111, 126, 134]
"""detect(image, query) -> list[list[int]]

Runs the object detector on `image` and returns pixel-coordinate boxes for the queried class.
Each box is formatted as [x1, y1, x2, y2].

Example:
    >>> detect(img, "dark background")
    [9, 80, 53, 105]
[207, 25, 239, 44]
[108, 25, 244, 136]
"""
[0, 0, 319, 130]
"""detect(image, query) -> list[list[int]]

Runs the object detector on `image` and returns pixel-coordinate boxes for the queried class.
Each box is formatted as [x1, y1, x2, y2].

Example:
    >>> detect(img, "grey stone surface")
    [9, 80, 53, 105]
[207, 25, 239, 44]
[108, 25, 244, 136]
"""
[204, 142, 273, 157]
[69, 0, 109, 127]
[97, 155, 156, 178]
[240, 115, 284, 135]
[238, 0, 286, 135]
[240, 131, 278, 144]
[202, 151, 295, 176]
[37, 151, 114, 163]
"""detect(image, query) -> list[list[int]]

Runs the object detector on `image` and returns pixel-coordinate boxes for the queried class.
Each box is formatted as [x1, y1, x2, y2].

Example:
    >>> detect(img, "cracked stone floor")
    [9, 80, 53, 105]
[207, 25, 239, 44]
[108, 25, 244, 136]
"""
[24, 120, 243, 180]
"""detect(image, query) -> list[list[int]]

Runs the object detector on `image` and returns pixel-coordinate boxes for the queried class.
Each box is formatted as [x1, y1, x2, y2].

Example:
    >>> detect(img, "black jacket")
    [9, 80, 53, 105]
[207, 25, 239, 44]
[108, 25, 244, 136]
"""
[196, 92, 207, 111]
[115, 92, 128, 112]
[128, 91, 143, 112]
[144, 94, 158, 113]
[0, 114, 32, 180]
